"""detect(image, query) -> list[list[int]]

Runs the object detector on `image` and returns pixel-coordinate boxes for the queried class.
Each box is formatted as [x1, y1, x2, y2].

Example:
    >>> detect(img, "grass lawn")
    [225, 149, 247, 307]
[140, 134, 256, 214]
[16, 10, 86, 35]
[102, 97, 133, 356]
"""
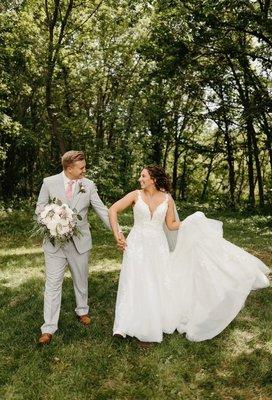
[0, 206, 271, 400]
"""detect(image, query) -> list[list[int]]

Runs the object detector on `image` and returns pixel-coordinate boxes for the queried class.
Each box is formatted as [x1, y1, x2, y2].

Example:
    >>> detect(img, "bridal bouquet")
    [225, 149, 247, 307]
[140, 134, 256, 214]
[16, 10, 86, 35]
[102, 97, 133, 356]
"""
[34, 198, 82, 246]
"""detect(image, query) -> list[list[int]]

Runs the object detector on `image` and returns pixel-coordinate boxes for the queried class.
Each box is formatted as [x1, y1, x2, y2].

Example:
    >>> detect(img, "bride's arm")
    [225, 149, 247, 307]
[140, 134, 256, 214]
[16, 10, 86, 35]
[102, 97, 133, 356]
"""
[165, 197, 181, 231]
[109, 190, 137, 245]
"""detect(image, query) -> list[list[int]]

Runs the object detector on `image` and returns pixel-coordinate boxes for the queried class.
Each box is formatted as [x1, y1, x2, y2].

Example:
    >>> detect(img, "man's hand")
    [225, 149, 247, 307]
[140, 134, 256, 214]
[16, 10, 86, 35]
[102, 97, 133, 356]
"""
[116, 232, 126, 251]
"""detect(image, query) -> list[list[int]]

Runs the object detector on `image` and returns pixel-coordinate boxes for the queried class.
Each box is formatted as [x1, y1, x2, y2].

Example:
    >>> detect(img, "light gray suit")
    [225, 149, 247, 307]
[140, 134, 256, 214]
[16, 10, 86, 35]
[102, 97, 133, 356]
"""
[36, 172, 111, 334]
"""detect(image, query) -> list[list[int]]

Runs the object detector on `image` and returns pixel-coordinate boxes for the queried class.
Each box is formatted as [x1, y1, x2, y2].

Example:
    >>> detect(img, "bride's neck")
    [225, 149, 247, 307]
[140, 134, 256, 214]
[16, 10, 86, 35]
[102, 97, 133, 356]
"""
[144, 187, 158, 197]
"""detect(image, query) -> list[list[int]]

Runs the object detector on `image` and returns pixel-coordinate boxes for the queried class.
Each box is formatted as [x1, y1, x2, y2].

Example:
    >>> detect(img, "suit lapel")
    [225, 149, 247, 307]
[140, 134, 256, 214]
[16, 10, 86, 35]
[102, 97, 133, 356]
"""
[71, 179, 88, 211]
[55, 173, 67, 204]
[70, 181, 80, 210]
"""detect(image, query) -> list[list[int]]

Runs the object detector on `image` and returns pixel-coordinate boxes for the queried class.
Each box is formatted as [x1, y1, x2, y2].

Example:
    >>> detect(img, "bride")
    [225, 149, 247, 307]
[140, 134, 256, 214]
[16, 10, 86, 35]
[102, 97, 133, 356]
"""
[109, 166, 270, 342]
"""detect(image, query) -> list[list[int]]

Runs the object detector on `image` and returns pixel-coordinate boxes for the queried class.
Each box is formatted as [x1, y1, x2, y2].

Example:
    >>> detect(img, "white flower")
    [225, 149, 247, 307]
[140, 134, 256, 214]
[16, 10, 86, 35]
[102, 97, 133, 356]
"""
[40, 209, 49, 220]
[78, 182, 87, 193]
[36, 198, 81, 245]
[59, 225, 70, 235]
[62, 209, 74, 219]
[49, 227, 57, 236]
[40, 204, 58, 221]
[47, 216, 61, 231]
[60, 219, 70, 227]
[45, 204, 56, 213]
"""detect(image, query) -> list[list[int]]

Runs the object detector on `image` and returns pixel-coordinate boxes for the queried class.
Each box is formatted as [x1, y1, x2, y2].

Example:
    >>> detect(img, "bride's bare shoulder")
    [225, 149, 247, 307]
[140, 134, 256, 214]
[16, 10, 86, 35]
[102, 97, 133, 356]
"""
[167, 193, 174, 201]
[126, 190, 139, 199]
[118, 190, 139, 205]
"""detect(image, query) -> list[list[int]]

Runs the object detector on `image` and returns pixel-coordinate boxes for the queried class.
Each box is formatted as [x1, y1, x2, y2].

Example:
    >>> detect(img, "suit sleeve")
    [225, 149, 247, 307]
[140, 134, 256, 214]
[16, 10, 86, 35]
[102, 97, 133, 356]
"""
[35, 179, 50, 216]
[89, 182, 112, 230]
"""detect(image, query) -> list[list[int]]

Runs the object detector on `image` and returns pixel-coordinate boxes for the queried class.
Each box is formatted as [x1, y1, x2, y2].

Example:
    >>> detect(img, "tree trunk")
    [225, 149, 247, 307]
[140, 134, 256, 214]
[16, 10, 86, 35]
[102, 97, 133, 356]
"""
[179, 152, 188, 200]
[172, 140, 179, 199]
[44, 0, 75, 157]
[245, 126, 255, 207]
[163, 134, 171, 169]
[236, 155, 245, 204]
[228, 57, 257, 207]
[246, 116, 264, 207]
[201, 132, 220, 201]
[259, 111, 272, 175]
[223, 120, 236, 209]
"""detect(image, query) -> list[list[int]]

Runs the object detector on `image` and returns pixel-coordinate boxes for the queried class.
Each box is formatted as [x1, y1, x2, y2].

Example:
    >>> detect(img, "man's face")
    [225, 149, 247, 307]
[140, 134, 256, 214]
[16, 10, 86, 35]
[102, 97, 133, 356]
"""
[67, 160, 86, 180]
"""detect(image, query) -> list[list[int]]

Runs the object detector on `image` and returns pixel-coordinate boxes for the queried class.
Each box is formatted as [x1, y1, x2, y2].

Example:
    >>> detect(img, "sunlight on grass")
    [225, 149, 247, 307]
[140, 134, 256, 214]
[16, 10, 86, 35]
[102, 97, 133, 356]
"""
[0, 251, 120, 288]
[228, 328, 260, 356]
[0, 209, 271, 400]
[0, 246, 43, 257]
[0, 266, 44, 288]
[90, 258, 120, 272]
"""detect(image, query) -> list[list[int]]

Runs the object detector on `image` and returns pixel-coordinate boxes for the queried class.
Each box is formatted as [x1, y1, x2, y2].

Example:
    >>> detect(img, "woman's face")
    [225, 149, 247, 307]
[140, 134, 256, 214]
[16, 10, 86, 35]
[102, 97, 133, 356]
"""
[138, 169, 155, 189]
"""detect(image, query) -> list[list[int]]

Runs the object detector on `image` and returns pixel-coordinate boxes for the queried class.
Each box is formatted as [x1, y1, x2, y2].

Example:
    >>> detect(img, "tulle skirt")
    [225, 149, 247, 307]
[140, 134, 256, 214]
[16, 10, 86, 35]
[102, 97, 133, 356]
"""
[170, 212, 270, 341]
[113, 212, 270, 342]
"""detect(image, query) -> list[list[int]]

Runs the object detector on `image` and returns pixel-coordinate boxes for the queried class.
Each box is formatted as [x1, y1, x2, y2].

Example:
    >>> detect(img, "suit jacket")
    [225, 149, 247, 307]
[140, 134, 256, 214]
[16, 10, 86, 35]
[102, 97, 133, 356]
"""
[35, 172, 111, 254]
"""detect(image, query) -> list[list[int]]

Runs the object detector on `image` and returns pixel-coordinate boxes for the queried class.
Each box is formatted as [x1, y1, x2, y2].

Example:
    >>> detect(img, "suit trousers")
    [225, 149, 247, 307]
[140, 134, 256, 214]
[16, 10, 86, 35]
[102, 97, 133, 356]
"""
[41, 241, 90, 334]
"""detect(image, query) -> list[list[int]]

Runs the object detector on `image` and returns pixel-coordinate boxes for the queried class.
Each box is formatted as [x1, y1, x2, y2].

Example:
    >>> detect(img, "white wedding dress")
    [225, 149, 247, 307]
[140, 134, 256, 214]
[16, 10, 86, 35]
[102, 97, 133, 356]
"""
[113, 191, 270, 342]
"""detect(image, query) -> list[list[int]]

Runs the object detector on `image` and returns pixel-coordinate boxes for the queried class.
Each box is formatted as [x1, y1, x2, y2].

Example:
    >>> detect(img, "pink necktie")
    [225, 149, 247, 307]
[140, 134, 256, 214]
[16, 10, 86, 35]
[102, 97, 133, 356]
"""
[66, 180, 74, 200]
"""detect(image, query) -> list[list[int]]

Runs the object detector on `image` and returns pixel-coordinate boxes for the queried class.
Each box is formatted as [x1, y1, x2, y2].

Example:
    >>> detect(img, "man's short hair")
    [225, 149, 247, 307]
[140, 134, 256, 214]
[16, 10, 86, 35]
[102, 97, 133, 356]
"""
[61, 151, 85, 169]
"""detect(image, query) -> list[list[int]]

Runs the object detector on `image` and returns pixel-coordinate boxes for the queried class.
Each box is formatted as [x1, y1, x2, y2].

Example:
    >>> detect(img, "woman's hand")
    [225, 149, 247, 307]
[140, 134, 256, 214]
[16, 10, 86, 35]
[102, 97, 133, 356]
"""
[165, 196, 180, 230]
[116, 232, 127, 251]
[109, 191, 137, 251]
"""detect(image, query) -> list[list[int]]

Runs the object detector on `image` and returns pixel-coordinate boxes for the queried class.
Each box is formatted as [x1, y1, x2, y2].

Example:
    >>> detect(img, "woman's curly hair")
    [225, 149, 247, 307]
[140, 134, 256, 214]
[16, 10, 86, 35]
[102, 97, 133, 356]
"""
[145, 165, 171, 193]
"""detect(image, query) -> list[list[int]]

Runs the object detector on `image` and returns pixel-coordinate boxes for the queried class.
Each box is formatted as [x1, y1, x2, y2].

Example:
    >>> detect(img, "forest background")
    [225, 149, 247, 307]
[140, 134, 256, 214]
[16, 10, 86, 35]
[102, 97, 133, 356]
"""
[0, 0, 271, 209]
[1, 2, 272, 399]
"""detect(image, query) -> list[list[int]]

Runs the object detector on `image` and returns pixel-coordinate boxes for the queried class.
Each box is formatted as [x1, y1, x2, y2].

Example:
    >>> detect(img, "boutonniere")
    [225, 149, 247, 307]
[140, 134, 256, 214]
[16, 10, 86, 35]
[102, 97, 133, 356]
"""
[78, 182, 87, 194]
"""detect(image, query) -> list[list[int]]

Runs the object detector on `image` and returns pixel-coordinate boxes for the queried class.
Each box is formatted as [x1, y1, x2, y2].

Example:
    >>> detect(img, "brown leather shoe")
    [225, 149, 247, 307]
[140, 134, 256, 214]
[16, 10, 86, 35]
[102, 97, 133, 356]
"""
[38, 333, 52, 345]
[114, 333, 125, 339]
[78, 314, 91, 326]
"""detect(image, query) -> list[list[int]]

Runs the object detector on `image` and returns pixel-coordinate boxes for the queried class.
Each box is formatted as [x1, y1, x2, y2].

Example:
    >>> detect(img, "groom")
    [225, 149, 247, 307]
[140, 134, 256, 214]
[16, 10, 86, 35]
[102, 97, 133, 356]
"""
[36, 150, 124, 345]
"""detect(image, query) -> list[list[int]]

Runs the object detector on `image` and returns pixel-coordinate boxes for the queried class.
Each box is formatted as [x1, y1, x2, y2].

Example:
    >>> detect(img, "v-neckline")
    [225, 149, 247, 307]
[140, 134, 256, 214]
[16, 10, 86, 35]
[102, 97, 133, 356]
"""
[138, 191, 167, 220]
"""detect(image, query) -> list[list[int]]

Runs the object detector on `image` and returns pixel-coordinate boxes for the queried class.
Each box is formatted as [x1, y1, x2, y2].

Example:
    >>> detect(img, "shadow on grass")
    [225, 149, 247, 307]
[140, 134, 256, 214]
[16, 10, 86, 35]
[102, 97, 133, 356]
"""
[0, 207, 271, 399]
[0, 268, 272, 399]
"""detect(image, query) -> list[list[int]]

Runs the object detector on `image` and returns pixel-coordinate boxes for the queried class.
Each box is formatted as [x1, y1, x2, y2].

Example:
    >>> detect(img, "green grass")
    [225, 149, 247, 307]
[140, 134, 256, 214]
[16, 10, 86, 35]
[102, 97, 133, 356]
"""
[0, 208, 271, 400]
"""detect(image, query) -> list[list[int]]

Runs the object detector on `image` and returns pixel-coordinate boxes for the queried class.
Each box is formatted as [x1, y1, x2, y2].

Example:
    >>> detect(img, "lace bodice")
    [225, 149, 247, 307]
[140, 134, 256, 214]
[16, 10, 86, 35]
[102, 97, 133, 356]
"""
[132, 191, 169, 230]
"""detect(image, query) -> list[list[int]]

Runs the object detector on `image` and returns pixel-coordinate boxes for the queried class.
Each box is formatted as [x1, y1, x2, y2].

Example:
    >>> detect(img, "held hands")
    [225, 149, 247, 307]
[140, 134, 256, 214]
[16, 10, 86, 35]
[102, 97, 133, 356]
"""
[116, 231, 127, 251]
